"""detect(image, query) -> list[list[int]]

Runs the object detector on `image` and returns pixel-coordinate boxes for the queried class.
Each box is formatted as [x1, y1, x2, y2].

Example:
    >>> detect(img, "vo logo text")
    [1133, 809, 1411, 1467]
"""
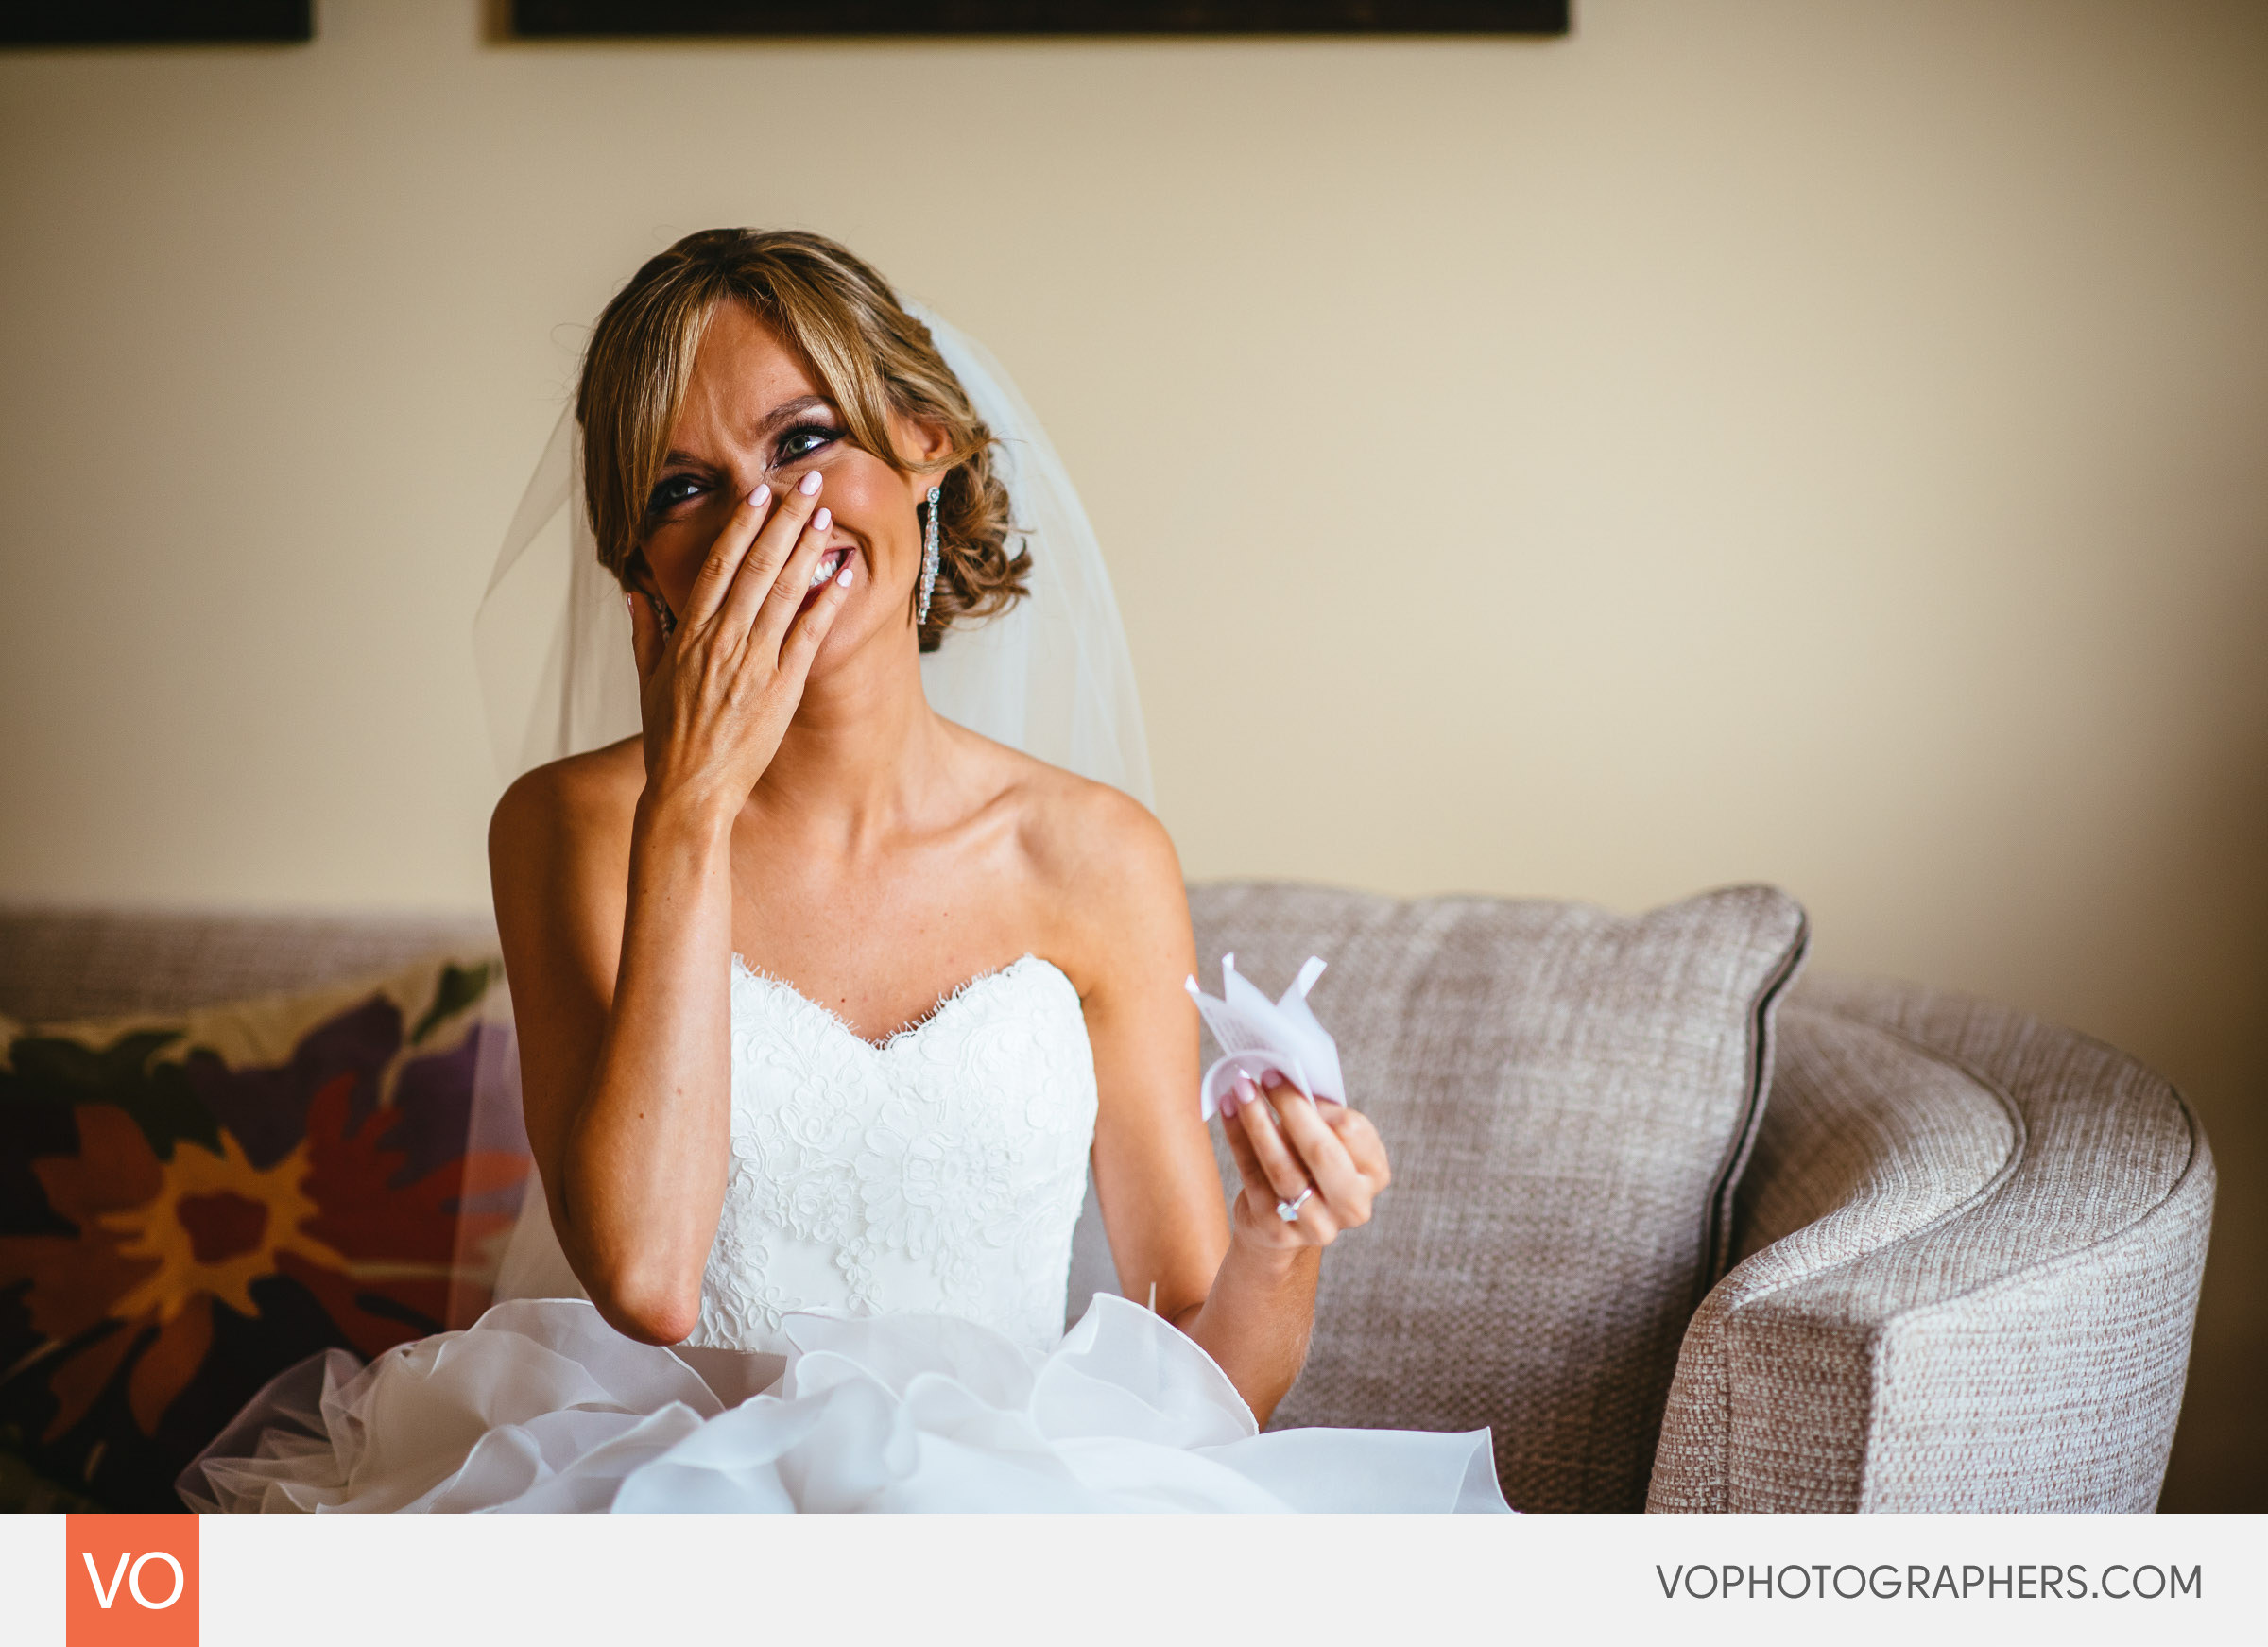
[65, 1516, 198, 1646]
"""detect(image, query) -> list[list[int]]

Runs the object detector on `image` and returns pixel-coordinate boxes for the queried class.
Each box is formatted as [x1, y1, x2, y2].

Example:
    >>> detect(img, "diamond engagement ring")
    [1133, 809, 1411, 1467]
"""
[1276, 1187, 1314, 1223]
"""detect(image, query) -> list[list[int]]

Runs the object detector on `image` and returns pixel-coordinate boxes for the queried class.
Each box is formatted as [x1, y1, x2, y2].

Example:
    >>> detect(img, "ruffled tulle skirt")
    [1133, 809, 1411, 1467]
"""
[180, 1295, 1509, 1513]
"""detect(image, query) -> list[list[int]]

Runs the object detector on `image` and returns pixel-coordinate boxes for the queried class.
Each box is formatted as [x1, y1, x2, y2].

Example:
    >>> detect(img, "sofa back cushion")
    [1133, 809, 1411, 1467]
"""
[1187, 882, 1807, 1512]
[0, 906, 500, 1025]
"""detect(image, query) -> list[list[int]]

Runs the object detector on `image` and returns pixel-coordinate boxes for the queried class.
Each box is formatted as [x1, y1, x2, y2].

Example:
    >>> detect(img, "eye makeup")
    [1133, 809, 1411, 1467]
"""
[644, 472, 710, 518]
[773, 420, 846, 467]
[641, 402, 851, 520]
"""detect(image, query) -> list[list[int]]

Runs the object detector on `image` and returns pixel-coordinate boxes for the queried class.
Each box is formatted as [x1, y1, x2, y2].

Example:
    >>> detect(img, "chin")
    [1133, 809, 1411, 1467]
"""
[804, 604, 897, 680]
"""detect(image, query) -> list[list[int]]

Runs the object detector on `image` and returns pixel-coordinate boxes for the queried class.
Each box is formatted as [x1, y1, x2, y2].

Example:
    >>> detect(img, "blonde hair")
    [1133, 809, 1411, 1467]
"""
[576, 228, 1027, 652]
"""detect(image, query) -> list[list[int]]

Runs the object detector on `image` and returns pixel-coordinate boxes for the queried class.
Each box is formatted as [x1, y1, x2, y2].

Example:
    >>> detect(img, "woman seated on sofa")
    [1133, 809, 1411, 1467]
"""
[184, 228, 1508, 1514]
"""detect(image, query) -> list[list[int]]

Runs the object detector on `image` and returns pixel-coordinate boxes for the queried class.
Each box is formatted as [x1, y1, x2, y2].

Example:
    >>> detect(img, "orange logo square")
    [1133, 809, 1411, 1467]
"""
[65, 1515, 198, 1646]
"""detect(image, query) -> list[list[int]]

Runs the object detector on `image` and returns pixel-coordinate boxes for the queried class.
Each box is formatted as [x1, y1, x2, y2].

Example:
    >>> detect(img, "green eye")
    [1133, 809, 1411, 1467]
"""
[647, 475, 702, 514]
[779, 423, 844, 462]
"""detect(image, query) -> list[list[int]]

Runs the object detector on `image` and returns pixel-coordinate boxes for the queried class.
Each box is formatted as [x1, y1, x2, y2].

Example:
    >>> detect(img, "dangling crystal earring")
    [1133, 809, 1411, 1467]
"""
[916, 484, 942, 626]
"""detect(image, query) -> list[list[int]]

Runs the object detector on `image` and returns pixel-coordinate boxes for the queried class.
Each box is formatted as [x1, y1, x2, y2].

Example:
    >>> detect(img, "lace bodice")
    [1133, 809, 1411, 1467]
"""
[686, 953, 1099, 1357]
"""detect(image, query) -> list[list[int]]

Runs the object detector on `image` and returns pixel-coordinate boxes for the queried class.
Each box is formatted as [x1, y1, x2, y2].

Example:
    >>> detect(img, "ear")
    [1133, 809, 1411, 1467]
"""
[894, 412, 954, 489]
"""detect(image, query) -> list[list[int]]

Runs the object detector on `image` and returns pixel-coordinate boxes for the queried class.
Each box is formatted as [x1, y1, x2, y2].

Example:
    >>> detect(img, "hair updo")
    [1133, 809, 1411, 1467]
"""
[576, 228, 1028, 652]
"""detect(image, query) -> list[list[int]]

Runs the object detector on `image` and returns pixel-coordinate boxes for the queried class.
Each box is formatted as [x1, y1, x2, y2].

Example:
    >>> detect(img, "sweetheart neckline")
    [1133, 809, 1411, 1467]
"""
[728, 951, 1074, 1053]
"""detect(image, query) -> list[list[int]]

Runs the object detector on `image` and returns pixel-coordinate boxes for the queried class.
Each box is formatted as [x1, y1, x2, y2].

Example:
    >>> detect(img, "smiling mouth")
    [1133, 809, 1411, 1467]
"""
[798, 546, 850, 615]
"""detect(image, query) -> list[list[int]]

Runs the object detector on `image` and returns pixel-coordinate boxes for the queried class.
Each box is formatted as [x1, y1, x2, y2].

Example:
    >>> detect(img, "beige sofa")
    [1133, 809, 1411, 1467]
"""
[0, 890, 2212, 1513]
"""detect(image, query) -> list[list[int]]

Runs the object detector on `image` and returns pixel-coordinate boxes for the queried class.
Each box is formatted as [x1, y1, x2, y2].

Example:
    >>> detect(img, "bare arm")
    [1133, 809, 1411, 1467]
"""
[1072, 799, 1388, 1426]
[492, 779, 737, 1346]
[490, 474, 850, 1345]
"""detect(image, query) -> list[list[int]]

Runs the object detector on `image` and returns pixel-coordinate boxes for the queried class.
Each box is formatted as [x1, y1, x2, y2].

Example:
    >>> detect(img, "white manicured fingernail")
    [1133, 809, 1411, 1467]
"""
[813, 506, 831, 532]
[836, 562, 853, 586]
[748, 484, 770, 507]
[798, 470, 822, 496]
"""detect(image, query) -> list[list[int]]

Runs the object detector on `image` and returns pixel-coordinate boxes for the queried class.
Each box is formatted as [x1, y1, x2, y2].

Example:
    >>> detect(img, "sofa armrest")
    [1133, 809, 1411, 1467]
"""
[1648, 977, 2214, 1512]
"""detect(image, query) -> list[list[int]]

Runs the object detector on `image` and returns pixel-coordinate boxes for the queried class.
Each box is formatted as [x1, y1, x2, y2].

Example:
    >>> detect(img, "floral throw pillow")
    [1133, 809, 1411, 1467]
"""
[0, 955, 530, 1510]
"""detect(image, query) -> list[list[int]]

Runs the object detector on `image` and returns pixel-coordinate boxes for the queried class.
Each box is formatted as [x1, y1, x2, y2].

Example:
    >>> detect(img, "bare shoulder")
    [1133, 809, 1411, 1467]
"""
[489, 741, 644, 867]
[488, 740, 644, 972]
[490, 739, 642, 841]
[987, 745, 1188, 976]
[954, 723, 1159, 882]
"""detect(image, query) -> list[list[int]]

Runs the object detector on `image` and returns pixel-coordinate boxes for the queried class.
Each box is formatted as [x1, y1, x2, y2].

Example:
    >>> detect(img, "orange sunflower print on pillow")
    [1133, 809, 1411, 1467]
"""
[0, 958, 530, 1509]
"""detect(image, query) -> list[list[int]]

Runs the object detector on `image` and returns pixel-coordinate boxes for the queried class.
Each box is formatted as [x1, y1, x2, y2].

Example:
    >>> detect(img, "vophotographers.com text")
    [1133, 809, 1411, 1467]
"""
[1656, 1563, 2203, 1602]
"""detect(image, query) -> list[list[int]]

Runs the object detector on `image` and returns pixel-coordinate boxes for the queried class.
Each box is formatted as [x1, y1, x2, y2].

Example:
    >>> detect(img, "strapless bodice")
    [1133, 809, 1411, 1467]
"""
[687, 953, 1098, 1357]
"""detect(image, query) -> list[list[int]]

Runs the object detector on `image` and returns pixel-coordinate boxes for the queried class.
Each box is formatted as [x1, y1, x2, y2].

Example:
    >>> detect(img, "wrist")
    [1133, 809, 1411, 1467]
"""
[1225, 1221, 1308, 1280]
[633, 784, 738, 852]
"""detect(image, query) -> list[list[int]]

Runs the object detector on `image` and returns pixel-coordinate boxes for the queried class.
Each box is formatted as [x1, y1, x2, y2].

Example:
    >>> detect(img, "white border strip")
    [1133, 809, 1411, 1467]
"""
[8, 1512, 2262, 1647]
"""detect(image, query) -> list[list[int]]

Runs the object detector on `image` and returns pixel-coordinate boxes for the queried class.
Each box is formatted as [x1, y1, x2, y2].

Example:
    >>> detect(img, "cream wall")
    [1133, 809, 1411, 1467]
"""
[1, 0, 2260, 1507]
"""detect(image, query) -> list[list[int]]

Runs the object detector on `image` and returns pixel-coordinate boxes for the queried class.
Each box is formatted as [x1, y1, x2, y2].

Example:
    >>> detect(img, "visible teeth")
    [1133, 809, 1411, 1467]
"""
[811, 549, 846, 587]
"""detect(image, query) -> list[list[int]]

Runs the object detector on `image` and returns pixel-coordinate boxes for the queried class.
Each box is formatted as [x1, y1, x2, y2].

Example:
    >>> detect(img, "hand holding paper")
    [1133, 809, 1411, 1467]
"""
[1184, 953, 1347, 1122]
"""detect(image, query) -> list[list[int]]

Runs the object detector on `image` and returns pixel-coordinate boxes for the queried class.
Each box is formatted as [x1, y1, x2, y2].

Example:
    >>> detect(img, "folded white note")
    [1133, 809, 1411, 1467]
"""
[1184, 953, 1347, 1122]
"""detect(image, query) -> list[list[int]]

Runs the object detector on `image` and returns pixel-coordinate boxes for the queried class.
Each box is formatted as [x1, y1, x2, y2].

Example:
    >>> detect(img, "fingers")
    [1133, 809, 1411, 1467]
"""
[1234, 1078, 1342, 1243]
[1231, 1080, 1307, 1201]
[1267, 1078, 1373, 1225]
[1321, 1102, 1392, 1190]
[627, 590, 663, 686]
[743, 501, 842, 659]
[680, 482, 778, 630]
[1218, 1073, 1391, 1249]
[773, 549, 856, 689]
[717, 468, 828, 644]
[1221, 1098, 1273, 1202]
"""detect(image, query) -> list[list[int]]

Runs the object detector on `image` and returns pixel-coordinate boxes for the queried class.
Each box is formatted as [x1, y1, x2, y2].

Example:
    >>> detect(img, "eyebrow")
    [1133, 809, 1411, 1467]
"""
[660, 394, 837, 472]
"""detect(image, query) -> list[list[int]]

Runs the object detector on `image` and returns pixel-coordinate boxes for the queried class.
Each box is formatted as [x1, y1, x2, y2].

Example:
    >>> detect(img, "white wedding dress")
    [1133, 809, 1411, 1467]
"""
[181, 956, 1509, 1513]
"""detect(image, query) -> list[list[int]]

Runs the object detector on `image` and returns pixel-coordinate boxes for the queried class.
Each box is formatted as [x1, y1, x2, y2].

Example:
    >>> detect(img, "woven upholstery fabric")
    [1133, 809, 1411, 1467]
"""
[0, 906, 499, 1024]
[1648, 1005, 2018, 1509]
[1648, 978, 2213, 1512]
[1187, 881, 1808, 1513]
[1728, 1009, 2020, 1266]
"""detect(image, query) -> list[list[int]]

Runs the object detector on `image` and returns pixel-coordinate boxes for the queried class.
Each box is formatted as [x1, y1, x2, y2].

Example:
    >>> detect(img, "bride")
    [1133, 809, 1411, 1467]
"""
[185, 228, 1508, 1513]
